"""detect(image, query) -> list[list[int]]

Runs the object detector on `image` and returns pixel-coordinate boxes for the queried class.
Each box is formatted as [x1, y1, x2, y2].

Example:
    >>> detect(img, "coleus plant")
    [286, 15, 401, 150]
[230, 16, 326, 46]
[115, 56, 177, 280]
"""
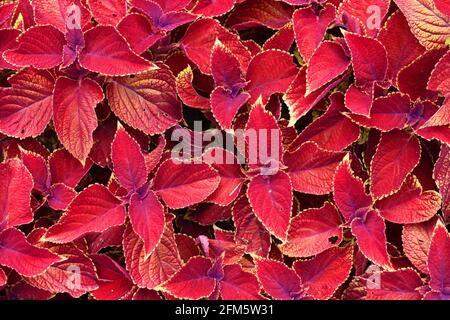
[0, 0, 449, 301]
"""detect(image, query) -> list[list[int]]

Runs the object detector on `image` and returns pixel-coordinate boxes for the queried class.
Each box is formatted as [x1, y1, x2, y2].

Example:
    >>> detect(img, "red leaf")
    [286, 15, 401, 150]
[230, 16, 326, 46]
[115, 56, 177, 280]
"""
[293, 246, 353, 299]
[397, 49, 445, 101]
[0, 228, 61, 277]
[191, 206, 230, 229]
[201, 236, 245, 266]
[25, 244, 98, 298]
[221, 264, 261, 300]
[0, 2, 14, 28]
[3, 25, 65, 69]
[338, 0, 390, 37]
[247, 171, 293, 240]
[246, 49, 298, 104]
[123, 217, 182, 289]
[11, 0, 34, 31]
[306, 41, 350, 94]
[191, 0, 236, 17]
[344, 84, 373, 116]
[244, 100, 283, 168]
[232, 196, 271, 257]
[20, 149, 50, 193]
[256, 259, 305, 300]
[130, 0, 186, 13]
[0, 159, 33, 231]
[0, 267, 6, 286]
[434, 145, 450, 219]
[47, 183, 77, 211]
[117, 13, 163, 55]
[106, 63, 182, 135]
[275, 0, 313, 4]
[129, 0, 194, 32]
[153, 160, 221, 209]
[162, 256, 216, 299]
[53, 77, 103, 164]
[345, 93, 411, 132]
[10, 139, 51, 159]
[423, 291, 450, 300]
[175, 233, 199, 263]
[180, 18, 251, 75]
[89, 117, 117, 168]
[15, 0, 36, 30]
[211, 87, 250, 130]
[176, 66, 210, 110]
[79, 25, 155, 76]
[427, 222, 450, 294]
[293, 4, 336, 63]
[226, 0, 294, 30]
[376, 175, 441, 224]
[45, 184, 126, 243]
[378, 10, 425, 84]
[111, 125, 148, 192]
[280, 202, 343, 258]
[394, 0, 450, 50]
[351, 210, 392, 269]
[203, 148, 246, 206]
[333, 155, 372, 223]
[402, 217, 438, 274]
[240, 39, 261, 58]
[158, 12, 196, 32]
[422, 98, 450, 128]
[136, 0, 191, 13]
[0, 29, 20, 69]
[0, 68, 54, 138]
[211, 40, 245, 90]
[49, 149, 92, 189]
[285, 142, 346, 195]
[371, 130, 421, 199]
[129, 190, 165, 257]
[7, 281, 53, 300]
[429, 51, 450, 96]
[132, 288, 162, 300]
[90, 254, 133, 300]
[263, 22, 295, 51]
[283, 68, 343, 126]
[434, 0, 450, 16]
[86, 225, 125, 254]
[145, 136, 166, 173]
[366, 269, 424, 300]
[61, 29, 84, 68]
[33, 0, 91, 32]
[108, 177, 129, 198]
[413, 102, 450, 145]
[88, 0, 127, 25]
[289, 92, 360, 152]
[344, 33, 387, 85]
[279, 118, 297, 145]
[2, 0, 449, 302]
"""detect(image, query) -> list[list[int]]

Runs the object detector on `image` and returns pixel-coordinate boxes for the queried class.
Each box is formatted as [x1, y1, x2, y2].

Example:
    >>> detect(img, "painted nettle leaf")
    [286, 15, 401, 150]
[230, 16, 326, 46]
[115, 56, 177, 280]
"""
[0, 0, 448, 300]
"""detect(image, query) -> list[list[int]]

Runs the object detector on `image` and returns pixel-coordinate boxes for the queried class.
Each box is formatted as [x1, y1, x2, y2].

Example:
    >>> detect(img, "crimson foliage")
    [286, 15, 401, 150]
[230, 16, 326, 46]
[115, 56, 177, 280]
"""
[0, 0, 449, 300]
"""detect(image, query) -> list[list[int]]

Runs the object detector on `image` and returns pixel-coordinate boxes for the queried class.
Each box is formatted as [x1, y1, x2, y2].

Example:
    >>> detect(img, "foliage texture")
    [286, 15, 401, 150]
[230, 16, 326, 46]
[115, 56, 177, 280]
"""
[0, 0, 449, 300]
